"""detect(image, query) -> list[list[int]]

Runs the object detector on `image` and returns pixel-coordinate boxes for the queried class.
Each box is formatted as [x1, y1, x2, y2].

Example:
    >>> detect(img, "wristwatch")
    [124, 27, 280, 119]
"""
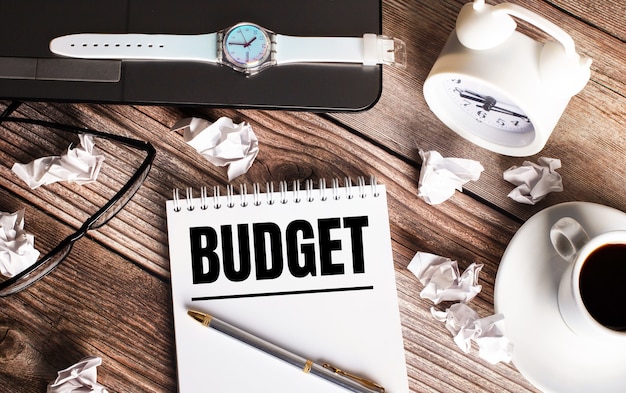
[49, 22, 403, 76]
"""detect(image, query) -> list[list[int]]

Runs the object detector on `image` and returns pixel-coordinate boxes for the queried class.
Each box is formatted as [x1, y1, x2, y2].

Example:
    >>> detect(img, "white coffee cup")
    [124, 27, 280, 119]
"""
[550, 217, 626, 340]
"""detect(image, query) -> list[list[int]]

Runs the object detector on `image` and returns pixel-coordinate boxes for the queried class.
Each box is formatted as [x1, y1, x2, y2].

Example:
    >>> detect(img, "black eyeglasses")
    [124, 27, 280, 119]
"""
[0, 101, 155, 296]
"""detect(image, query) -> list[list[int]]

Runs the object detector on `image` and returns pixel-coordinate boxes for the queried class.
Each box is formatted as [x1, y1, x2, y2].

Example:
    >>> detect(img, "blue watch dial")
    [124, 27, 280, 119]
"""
[224, 23, 271, 68]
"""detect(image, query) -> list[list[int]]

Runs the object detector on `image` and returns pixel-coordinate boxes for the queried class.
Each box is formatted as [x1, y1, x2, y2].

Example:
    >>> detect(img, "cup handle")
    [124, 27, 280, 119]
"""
[550, 217, 589, 262]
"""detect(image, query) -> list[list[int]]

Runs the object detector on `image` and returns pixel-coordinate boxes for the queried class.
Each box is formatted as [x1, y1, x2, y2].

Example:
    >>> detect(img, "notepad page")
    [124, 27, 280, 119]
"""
[166, 184, 409, 393]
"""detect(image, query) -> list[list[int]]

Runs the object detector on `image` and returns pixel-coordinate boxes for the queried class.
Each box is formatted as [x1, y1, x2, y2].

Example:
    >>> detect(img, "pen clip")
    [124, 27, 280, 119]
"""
[322, 363, 385, 393]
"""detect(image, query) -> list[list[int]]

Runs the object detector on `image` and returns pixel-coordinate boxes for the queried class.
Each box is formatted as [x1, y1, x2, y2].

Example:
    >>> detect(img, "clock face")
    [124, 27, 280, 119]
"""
[223, 24, 271, 69]
[445, 77, 533, 133]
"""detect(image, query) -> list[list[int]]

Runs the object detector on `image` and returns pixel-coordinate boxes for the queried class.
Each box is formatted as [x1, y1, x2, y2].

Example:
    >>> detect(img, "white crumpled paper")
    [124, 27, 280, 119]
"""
[417, 150, 484, 205]
[172, 117, 259, 181]
[407, 251, 482, 304]
[47, 356, 109, 393]
[12, 134, 104, 189]
[503, 157, 563, 205]
[0, 209, 40, 277]
[408, 251, 512, 364]
[432, 303, 513, 365]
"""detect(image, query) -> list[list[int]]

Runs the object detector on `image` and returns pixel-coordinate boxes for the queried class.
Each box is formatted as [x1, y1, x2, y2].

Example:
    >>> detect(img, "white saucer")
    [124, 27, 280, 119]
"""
[494, 202, 626, 393]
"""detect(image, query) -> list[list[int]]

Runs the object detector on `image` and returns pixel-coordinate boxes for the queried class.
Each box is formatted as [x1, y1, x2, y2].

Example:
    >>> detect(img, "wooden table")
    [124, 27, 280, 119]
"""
[0, 1, 623, 392]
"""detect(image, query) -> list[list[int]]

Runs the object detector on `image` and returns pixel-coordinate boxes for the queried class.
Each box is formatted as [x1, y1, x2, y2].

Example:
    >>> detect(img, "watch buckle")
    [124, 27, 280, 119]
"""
[363, 34, 406, 68]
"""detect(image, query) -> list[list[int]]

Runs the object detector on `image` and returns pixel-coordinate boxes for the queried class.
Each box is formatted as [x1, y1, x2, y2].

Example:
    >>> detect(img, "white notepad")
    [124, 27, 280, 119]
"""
[166, 178, 408, 393]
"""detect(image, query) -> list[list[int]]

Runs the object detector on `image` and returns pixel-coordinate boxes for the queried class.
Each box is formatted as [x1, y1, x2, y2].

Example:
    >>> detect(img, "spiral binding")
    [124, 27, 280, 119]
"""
[172, 176, 380, 212]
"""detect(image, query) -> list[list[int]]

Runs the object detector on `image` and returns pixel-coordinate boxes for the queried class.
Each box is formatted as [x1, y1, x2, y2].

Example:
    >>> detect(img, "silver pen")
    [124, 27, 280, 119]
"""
[188, 310, 385, 393]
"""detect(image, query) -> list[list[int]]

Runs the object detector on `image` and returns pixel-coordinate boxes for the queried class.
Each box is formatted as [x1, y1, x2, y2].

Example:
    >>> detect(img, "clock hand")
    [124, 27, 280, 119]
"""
[463, 91, 504, 113]
[457, 89, 486, 104]
[458, 89, 528, 121]
[480, 105, 530, 121]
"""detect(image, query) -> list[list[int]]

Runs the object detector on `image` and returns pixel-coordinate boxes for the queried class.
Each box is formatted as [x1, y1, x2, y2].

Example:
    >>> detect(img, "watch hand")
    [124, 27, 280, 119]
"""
[244, 36, 257, 48]
[228, 42, 247, 46]
[239, 30, 249, 45]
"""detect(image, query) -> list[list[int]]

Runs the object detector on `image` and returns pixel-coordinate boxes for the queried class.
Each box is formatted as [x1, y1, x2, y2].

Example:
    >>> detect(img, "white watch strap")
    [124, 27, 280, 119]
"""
[49, 33, 218, 63]
[274, 33, 396, 66]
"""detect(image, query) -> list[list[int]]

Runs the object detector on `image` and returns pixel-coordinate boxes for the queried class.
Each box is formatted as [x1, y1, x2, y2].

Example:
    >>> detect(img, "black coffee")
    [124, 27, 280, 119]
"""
[579, 243, 626, 331]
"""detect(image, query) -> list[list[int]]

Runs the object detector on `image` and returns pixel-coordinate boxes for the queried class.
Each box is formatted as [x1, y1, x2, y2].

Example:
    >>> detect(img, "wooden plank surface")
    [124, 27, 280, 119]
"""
[0, 0, 624, 392]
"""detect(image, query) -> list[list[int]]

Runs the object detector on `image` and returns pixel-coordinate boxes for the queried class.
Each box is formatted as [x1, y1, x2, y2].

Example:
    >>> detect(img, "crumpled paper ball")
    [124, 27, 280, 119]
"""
[12, 134, 104, 189]
[0, 209, 40, 277]
[172, 117, 259, 181]
[432, 303, 513, 365]
[504, 157, 563, 204]
[47, 356, 109, 393]
[407, 251, 482, 304]
[417, 150, 484, 205]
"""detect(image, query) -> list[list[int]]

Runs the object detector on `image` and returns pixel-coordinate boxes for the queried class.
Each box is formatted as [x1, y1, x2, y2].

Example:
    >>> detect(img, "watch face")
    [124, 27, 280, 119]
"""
[445, 77, 533, 133]
[223, 23, 271, 70]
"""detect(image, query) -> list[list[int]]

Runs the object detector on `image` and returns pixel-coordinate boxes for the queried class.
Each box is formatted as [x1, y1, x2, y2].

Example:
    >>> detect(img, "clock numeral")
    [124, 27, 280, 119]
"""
[496, 118, 506, 127]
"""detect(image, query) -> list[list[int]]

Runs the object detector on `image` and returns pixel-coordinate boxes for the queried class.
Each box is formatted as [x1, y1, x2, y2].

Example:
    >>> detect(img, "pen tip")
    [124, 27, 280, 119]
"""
[188, 310, 212, 325]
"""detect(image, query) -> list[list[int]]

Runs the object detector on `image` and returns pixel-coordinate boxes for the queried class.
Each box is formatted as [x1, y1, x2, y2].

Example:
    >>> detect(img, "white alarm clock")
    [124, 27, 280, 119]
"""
[423, 0, 592, 156]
